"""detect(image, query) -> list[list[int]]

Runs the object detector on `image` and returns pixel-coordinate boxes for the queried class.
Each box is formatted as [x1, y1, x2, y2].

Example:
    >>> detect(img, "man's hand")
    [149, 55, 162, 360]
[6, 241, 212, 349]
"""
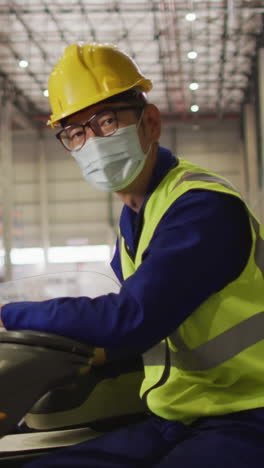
[92, 348, 106, 366]
[80, 348, 106, 375]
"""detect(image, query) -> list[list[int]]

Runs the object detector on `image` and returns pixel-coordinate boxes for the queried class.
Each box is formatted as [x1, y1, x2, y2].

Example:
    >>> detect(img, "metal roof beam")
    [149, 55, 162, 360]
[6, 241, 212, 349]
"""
[42, 1, 70, 46]
[1, 4, 264, 14]
[9, 1, 51, 65]
[77, 0, 97, 41]
[150, 0, 172, 112]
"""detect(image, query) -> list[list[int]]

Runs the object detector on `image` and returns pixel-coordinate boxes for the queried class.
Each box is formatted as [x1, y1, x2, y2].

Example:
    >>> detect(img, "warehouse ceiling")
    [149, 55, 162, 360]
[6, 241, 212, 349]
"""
[0, 0, 263, 127]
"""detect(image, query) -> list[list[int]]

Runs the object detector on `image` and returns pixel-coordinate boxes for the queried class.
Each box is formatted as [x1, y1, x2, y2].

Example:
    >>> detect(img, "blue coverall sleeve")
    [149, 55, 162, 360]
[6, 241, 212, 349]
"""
[1, 190, 252, 356]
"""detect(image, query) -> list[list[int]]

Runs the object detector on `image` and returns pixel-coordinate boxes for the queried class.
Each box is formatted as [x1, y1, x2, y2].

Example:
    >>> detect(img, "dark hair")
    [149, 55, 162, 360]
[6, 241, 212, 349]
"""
[103, 88, 147, 107]
[61, 87, 147, 127]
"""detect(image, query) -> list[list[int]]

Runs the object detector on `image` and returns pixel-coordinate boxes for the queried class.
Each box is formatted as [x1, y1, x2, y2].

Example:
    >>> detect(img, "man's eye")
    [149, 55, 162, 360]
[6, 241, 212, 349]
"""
[68, 129, 83, 140]
[105, 117, 115, 125]
[100, 118, 117, 134]
[99, 117, 114, 126]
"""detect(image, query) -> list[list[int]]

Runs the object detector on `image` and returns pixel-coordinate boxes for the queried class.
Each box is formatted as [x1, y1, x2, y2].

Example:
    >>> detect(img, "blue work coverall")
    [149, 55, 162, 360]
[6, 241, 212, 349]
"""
[3, 147, 264, 467]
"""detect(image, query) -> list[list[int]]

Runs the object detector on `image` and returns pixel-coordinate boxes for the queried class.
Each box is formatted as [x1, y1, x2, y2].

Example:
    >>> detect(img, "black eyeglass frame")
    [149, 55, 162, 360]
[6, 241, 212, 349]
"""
[56, 105, 144, 151]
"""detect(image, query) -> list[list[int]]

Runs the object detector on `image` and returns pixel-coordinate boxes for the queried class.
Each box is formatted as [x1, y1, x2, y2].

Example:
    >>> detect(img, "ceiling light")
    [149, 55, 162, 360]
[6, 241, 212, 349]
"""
[187, 51, 198, 60]
[190, 104, 199, 112]
[185, 13, 196, 21]
[189, 82, 199, 91]
[19, 60, 29, 68]
[43, 89, 49, 97]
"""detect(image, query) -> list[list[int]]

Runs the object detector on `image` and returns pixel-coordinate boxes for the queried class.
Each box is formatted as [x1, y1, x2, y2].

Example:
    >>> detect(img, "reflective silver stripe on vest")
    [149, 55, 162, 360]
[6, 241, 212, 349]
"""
[173, 172, 237, 192]
[143, 311, 264, 371]
[143, 341, 167, 367]
[143, 314, 264, 372]
[169, 329, 189, 351]
[170, 311, 264, 371]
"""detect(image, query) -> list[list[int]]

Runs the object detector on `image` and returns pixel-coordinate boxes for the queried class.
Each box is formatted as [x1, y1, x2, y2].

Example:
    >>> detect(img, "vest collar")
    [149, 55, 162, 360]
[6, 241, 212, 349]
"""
[119, 146, 178, 256]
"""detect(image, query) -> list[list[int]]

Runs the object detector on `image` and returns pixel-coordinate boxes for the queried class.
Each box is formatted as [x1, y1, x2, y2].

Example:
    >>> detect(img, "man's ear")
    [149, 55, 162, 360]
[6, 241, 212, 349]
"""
[142, 103, 161, 142]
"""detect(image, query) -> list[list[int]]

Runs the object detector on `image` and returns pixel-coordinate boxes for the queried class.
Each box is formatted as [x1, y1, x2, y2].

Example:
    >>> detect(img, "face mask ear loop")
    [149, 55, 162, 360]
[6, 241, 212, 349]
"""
[136, 107, 152, 156]
[136, 107, 145, 131]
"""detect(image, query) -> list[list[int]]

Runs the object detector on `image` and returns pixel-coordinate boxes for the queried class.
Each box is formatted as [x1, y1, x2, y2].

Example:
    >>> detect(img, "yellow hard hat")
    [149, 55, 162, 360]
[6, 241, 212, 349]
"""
[47, 42, 153, 127]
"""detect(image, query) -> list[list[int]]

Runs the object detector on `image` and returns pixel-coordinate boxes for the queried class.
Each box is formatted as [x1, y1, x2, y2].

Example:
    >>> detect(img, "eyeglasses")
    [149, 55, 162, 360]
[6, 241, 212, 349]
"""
[56, 105, 143, 152]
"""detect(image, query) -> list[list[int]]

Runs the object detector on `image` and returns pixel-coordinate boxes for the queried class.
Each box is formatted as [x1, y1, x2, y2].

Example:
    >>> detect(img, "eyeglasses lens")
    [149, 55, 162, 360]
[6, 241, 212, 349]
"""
[94, 110, 118, 137]
[61, 127, 85, 151]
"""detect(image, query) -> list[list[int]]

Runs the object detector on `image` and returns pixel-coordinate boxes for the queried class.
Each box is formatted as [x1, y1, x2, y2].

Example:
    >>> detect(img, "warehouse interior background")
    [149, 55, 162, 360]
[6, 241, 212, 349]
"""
[0, 0, 264, 284]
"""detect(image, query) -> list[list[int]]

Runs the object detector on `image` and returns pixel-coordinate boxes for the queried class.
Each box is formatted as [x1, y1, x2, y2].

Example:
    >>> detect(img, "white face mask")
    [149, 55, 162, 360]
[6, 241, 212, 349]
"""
[71, 119, 151, 192]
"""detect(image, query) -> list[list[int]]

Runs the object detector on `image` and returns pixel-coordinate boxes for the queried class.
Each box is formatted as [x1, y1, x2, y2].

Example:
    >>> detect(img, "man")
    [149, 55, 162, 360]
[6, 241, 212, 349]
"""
[1, 42, 264, 467]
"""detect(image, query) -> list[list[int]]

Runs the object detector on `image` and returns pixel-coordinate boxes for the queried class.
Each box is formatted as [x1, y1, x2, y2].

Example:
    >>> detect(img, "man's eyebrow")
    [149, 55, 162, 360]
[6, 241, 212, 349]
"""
[64, 108, 113, 127]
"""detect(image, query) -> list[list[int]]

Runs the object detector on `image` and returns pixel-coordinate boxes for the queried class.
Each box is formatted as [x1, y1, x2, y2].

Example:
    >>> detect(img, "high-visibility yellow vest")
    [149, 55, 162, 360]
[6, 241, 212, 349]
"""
[119, 157, 264, 425]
